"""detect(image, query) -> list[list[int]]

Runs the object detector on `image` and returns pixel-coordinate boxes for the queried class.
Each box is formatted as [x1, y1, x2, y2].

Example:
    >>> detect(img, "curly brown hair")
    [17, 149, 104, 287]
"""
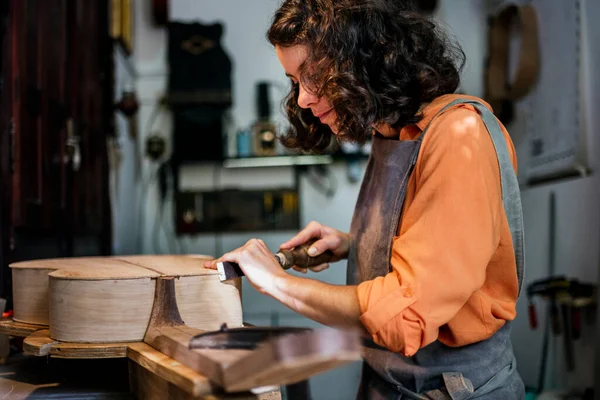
[267, 0, 466, 153]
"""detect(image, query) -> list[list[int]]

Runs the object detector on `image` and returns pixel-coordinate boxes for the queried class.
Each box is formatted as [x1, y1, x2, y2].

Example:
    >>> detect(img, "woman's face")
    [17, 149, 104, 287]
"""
[275, 45, 339, 135]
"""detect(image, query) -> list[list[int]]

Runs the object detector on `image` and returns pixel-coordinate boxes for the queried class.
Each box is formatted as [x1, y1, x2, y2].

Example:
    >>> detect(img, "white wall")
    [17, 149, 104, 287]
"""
[119, 0, 600, 397]
[110, 46, 142, 255]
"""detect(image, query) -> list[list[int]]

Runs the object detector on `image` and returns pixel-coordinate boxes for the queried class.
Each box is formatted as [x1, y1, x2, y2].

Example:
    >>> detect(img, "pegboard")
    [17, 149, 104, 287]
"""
[520, 0, 584, 182]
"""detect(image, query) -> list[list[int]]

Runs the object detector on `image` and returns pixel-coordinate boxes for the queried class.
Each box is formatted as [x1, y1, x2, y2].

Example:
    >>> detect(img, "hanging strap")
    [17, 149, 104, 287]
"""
[483, 4, 540, 124]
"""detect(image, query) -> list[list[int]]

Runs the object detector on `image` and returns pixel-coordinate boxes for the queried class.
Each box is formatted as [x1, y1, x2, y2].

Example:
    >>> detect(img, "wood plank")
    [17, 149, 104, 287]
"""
[143, 277, 251, 386]
[49, 341, 134, 359]
[0, 319, 46, 337]
[22, 329, 58, 356]
[153, 326, 251, 387]
[144, 277, 362, 393]
[20, 329, 134, 359]
[127, 341, 215, 397]
[128, 360, 280, 400]
[223, 327, 361, 392]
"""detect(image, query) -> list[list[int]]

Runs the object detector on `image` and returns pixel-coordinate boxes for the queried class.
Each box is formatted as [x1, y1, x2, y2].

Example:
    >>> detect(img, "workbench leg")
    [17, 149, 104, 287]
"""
[284, 380, 311, 400]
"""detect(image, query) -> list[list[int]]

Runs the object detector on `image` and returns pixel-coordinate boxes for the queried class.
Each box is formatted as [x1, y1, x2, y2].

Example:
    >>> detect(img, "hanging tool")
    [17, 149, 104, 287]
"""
[527, 276, 596, 374]
[217, 239, 334, 282]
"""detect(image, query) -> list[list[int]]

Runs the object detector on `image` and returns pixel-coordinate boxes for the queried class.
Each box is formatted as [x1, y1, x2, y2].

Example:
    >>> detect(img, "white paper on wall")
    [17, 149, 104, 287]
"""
[522, 0, 583, 181]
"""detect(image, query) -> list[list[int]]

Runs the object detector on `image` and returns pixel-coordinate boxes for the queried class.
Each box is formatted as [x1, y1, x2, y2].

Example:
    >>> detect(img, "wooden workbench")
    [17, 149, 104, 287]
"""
[0, 320, 281, 399]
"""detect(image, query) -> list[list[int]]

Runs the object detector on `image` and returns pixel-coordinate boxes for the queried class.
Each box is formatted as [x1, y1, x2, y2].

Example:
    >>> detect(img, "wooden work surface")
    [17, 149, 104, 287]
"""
[0, 319, 46, 337]
[0, 333, 281, 399]
[0, 319, 282, 398]
[127, 342, 281, 399]
[0, 353, 279, 400]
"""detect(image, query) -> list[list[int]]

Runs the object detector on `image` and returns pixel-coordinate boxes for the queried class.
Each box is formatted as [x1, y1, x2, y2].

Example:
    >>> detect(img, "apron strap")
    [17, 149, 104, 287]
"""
[416, 98, 526, 295]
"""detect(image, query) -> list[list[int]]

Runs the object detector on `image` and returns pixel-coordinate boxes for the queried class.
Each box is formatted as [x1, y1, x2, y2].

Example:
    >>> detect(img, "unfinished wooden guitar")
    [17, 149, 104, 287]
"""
[10, 255, 243, 342]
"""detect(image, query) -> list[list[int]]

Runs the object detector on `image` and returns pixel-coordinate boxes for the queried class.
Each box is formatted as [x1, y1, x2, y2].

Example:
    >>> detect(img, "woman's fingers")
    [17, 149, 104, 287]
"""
[291, 263, 328, 273]
[307, 235, 341, 256]
[308, 263, 329, 272]
[203, 248, 241, 269]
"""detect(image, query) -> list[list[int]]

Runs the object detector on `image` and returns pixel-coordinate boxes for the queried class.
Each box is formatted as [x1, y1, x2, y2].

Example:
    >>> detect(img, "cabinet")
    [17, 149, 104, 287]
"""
[0, 0, 113, 305]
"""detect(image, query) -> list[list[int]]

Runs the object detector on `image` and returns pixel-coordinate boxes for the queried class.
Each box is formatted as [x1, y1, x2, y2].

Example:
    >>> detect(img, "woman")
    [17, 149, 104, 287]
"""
[205, 0, 526, 398]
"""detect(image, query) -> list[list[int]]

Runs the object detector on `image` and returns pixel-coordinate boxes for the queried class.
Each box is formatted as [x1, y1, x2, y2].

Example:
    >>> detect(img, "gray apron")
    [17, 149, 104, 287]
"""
[347, 98, 526, 400]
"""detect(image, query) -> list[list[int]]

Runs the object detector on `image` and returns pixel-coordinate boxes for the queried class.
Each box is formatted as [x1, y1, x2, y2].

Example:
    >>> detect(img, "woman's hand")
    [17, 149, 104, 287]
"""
[203, 238, 287, 296]
[279, 221, 350, 274]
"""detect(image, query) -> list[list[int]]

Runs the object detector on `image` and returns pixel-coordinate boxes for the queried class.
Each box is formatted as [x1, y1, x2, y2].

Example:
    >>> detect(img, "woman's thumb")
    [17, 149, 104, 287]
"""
[307, 239, 328, 256]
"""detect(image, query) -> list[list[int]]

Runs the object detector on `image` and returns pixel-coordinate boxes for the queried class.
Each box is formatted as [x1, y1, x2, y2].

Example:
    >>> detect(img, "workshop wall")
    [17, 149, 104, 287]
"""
[114, 0, 600, 397]
[500, 0, 600, 395]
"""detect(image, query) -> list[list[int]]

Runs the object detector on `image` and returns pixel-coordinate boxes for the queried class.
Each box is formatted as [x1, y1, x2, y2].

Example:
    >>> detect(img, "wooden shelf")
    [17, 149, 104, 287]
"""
[222, 155, 333, 169]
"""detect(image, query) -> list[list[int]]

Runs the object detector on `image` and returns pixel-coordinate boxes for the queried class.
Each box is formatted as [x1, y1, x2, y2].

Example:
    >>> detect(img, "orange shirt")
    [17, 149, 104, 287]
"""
[356, 94, 520, 357]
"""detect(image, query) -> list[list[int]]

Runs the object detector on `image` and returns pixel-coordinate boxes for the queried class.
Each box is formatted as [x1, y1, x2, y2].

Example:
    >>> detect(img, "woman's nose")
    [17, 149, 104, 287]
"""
[297, 84, 318, 109]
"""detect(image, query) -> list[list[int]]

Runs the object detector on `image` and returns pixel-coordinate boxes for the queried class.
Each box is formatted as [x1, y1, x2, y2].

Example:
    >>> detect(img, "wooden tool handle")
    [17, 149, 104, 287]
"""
[217, 241, 335, 282]
[276, 248, 334, 268]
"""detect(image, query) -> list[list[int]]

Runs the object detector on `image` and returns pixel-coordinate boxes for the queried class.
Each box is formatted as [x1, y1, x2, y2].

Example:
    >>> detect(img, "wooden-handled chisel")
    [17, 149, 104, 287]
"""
[217, 241, 334, 282]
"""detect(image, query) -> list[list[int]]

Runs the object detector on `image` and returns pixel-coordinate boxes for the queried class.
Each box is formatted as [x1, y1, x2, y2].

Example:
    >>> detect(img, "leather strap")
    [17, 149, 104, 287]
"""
[484, 4, 540, 124]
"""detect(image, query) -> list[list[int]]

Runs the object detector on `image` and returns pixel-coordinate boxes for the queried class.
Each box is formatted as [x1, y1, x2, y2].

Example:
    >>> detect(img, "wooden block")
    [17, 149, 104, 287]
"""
[127, 341, 215, 397]
[49, 340, 135, 359]
[21, 329, 133, 359]
[0, 319, 46, 337]
[23, 329, 59, 356]
[128, 360, 280, 400]
[144, 277, 361, 394]
[223, 328, 361, 392]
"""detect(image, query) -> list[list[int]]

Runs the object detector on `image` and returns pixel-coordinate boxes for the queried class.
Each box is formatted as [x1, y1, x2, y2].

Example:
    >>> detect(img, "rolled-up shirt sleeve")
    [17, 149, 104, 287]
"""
[356, 108, 505, 357]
